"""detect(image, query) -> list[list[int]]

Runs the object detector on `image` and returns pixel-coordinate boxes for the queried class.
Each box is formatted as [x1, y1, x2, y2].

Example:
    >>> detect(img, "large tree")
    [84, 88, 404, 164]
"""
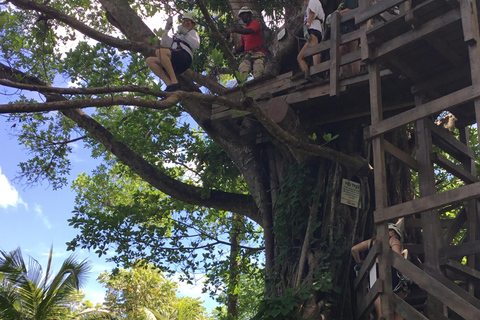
[0, 0, 411, 319]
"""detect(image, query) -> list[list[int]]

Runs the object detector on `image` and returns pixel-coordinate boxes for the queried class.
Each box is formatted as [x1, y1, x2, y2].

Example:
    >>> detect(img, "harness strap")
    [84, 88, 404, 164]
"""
[173, 37, 192, 51]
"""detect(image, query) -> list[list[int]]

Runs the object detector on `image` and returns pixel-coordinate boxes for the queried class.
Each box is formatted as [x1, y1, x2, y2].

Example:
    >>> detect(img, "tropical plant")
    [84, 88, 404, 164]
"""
[0, 247, 90, 320]
[98, 263, 211, 320]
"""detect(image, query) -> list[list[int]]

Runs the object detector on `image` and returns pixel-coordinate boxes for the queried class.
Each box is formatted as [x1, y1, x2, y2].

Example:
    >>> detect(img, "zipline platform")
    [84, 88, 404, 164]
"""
[213, 0, 480, 319]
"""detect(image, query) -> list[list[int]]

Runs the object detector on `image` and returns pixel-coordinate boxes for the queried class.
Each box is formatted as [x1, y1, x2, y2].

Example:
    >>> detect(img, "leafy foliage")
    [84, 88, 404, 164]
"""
[98, 263, 212, 320]
[0, 247, 90, 320]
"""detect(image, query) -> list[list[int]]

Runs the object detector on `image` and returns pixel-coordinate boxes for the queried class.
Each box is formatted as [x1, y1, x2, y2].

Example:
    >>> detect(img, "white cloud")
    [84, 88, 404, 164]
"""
[0, 167, 26, 209]
[34, 203, 52, 229]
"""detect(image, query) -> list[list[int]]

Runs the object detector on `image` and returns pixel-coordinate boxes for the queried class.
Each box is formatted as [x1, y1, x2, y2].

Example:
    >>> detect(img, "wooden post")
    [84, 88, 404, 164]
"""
[459, 126, 478, 295]
[359, 0, 372, 63]
[459, 0, 480, 298]
[459, 0, 480, 147]
[414, 97, 443, 274]
[414, 94, 445, 317]
[369, 61, 395, 319]
[330, 11, 341, 97]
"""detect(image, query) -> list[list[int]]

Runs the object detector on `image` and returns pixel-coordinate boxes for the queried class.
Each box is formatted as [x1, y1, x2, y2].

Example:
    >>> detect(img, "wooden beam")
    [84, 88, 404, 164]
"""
[416, 114, 442, 273]
[330, 11, 341, 97]
[356, 0, 408, 25]
[445, 240, 480, 259]
[383, 139, 418, 171]
[444, 258, 480, 281]
[443, 207, 467, 244]
[364, 85, 480, 139]
[406, 218, 455, 229]
[393, 293, 429, 320]
[354, 241, 381, 291]
[373, 8, 462, 60]
[424, 305, 451, 320]
[391, 253, 480, 320]
[374, 181, 480, 223]
[428, 120, 475, 161]
[356, 279, 382, 320]
[432, 152, 479, 184]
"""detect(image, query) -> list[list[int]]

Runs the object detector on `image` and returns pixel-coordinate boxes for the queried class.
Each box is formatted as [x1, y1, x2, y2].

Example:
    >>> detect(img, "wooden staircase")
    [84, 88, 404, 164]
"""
[209, 0, 480, 318]
[360, 0, 480, 319]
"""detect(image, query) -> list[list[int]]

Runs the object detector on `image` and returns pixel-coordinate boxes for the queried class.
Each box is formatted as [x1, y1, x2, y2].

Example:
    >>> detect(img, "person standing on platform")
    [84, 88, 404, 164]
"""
[230, 7, 266, 79]
[297, 0, 325, 76]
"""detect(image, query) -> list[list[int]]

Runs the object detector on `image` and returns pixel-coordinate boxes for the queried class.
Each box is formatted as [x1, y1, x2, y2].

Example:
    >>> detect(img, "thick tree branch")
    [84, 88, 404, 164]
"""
[245, 101, 372, 175]
[8, 0, 154, 56]
[182, 69, 227, 96]
[0, 96, 180, 113]
[1, 62, 259, 223]
[62, 108, 258, 220]
[0, 79, 239, 111]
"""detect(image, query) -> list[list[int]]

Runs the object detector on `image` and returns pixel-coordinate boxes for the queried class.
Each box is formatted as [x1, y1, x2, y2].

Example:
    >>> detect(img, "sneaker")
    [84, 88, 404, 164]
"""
[165, 83, 181, 92]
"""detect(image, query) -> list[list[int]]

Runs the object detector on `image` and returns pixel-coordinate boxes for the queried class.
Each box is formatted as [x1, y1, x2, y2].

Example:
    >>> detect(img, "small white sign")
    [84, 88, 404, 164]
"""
[340, 178, 361, 208]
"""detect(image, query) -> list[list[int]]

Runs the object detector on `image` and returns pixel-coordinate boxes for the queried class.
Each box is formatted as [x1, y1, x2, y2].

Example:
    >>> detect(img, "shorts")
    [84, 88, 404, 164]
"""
[170, 49, 192, 74]
[308, 28, 323, 42]
[340, 19, 358, 35]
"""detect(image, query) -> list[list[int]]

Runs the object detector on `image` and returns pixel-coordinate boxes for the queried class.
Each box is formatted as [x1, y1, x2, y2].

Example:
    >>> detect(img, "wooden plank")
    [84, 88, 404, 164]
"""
[303, 41, 330, 59]
[354, 241, 381, 291]
[428, 121, 475, 161]
[374, 181, 480, 223]
[406, 218, 455, 229]
[443, 208, 467, 244]
[391, 253, 480, 320]
[339, 49, 362, 67]
[364, 85, 480, 139]
[356, 279, 382, 320]
[445, 240, 480, 258]
[432, 152, 479, 184]
[444, 258, 480, 281]
[341, 29, 362, 46]
[393, 293, 429, 320]
[330, 11, 341, 97]
[373, 8, 462, 60]
[425, 305, 451, 320]
[460, 0, 480, 44]
[415, 115, 442, 273]
[356, 0, 408, 24]
[383, 139, 418, 170]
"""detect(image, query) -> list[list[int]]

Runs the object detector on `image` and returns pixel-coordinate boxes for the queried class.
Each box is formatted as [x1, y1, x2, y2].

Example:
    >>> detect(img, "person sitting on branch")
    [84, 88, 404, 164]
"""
[229, 7, 266, 79]
[146, 12, 200, 92]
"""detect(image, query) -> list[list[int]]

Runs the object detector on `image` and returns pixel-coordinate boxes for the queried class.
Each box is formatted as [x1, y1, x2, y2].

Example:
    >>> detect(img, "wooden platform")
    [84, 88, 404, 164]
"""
[212, 0, 480, 319]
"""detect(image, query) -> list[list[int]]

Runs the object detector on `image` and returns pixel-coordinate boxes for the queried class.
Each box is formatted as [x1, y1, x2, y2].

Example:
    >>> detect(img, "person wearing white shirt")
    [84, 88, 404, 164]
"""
[297, 0, 325, 74]
[146, 13, 200, 92]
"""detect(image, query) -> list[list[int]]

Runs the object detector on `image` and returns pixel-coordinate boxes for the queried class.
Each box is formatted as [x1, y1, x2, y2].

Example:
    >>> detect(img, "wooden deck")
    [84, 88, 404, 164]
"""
[213, 0, 480, 319]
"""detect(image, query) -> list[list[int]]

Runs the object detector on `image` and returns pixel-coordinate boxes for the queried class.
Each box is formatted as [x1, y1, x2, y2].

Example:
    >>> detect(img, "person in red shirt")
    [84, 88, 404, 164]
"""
[230, 7, 266, 79]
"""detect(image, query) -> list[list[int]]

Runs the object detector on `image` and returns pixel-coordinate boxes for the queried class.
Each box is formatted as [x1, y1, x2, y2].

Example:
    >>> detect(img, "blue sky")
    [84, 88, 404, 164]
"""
[0, 113, 217, 311]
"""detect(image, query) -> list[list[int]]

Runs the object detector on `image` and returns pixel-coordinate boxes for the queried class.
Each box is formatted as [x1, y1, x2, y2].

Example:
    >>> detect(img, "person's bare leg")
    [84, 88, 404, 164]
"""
[297, 34, 319, 72]
[158, 48, 178, 84]
[297, 42, 309, 72]
[146, 54, 172, 86]
[374, 296, 381, 318]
